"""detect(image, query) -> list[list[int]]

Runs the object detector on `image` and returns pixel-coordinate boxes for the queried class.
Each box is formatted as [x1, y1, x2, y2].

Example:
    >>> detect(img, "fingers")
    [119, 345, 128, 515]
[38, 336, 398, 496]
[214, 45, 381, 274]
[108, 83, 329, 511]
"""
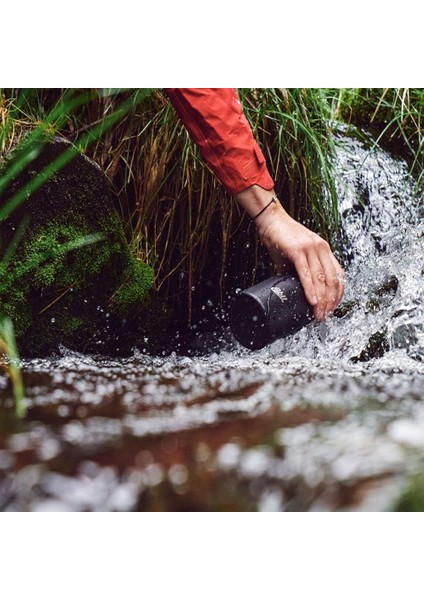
[307, 252, 329, 320]
[298, 239, 345, 321]
[314, 242, 342, 317]
[330, 254, 345, 306]
[293, 255, 318, 309]
[314, 247, 345, 319]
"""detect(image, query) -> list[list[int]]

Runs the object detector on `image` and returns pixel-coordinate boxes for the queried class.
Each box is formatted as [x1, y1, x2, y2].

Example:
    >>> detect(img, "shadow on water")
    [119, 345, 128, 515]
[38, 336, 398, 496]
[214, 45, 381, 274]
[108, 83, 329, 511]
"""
[1, 127, 424, 511]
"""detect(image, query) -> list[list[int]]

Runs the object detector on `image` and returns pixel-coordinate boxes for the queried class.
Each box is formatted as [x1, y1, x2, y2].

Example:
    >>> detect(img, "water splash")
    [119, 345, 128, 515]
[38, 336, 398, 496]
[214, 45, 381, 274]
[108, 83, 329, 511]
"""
[261, 126, 424, 363]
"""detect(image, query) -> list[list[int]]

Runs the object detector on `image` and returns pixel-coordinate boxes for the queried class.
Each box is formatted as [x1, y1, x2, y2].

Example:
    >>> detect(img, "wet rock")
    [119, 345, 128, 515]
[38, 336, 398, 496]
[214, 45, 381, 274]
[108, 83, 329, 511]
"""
[366, 276, 398, 313]
[0, 134, 155, 355]
[333, 299, 359, 319]
[351, 328, 389, 362]
[391, 323, 420, 352]
[334, 276, 398, 321]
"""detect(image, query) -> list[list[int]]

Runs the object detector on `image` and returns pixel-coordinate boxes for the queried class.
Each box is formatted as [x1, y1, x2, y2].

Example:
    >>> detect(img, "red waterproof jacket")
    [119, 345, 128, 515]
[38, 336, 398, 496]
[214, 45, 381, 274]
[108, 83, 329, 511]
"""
[165, 88, 274, 196]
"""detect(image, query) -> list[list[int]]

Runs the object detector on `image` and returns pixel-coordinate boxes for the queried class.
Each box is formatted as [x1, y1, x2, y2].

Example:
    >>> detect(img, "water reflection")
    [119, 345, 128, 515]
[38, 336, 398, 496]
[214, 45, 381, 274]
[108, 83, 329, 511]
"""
[0, 348, 423, 511]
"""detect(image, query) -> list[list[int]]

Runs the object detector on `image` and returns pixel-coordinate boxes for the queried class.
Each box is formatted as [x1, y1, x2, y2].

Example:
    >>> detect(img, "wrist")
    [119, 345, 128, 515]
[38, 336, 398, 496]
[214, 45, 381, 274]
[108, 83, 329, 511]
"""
[254, 198, 288, 237]
[235, 184, 286, 224]
[235, 185, 292, 242]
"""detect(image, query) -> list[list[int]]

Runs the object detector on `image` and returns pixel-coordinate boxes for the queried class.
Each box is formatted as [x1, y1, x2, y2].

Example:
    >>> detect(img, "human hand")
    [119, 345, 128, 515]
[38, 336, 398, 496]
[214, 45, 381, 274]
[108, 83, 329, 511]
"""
[236, 187, 345, 321]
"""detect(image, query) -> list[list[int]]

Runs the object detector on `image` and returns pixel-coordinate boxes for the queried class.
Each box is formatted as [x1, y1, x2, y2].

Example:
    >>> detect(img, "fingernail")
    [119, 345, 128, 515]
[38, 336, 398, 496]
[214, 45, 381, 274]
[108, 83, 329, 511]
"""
[311, 295, 318, 305]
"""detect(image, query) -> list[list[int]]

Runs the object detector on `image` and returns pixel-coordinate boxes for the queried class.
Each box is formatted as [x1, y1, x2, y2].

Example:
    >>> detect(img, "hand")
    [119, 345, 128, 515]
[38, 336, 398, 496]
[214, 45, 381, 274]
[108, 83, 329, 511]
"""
[236, 187, 345, 321]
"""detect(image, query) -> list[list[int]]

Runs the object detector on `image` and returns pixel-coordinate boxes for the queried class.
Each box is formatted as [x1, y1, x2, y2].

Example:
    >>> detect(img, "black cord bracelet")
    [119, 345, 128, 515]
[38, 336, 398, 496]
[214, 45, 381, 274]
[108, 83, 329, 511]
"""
[251, 195, 278, 221]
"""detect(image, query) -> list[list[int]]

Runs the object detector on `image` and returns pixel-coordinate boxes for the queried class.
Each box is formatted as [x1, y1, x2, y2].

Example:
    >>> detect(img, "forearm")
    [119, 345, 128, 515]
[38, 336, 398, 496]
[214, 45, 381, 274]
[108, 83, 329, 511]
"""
[165, 89, 274, 195]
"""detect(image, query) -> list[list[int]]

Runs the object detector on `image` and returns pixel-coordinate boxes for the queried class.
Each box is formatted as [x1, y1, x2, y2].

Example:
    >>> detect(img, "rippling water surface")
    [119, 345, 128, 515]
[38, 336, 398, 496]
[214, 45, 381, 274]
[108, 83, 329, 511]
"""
[1, 130, 424, 511]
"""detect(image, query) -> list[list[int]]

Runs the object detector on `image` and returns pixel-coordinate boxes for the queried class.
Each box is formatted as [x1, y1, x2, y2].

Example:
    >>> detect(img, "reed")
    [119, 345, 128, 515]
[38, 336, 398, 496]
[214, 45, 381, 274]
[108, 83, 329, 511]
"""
[0, 318, 25, 418]
[334, 88, 424, 183]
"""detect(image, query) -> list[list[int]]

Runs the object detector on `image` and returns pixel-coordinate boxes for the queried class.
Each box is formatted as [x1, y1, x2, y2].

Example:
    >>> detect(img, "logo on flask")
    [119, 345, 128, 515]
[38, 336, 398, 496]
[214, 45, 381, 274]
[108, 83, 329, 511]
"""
[271, 287, 287, 305]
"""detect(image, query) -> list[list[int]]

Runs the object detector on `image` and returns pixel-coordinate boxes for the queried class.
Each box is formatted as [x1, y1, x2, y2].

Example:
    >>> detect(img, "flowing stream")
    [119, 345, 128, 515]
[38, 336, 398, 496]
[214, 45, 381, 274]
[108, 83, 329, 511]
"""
[1, 128, 424, 511]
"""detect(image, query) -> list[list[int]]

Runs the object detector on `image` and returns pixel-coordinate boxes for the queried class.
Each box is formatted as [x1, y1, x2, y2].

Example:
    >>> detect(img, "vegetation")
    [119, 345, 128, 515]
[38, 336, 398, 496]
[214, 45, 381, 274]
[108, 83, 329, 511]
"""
[334, 88, 424, 181]
[393, 466, 424, 511]
[1, 87, 423, 360]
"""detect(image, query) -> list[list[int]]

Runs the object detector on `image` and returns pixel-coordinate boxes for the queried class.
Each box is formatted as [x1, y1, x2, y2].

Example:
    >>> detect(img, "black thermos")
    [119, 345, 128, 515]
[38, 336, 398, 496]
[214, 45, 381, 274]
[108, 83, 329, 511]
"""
[229, 272, 314, 350]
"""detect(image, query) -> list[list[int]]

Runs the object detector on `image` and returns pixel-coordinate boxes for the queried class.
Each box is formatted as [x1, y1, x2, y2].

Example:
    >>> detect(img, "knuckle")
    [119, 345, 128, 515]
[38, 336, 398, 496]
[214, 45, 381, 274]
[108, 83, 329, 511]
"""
[316, 238, 329, 252]
[300, 266, 311, 280]
[293, 241, 307, 255]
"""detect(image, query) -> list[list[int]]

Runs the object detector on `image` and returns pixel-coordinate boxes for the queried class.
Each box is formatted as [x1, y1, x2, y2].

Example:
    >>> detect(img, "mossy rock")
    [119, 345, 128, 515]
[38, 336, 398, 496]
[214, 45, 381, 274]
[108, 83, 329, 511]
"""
[0, 135, 155, 355]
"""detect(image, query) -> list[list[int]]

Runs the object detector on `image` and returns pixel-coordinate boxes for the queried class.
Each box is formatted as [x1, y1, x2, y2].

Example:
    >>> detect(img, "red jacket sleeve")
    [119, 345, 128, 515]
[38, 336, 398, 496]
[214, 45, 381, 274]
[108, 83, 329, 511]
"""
[165, 88, 274, 196]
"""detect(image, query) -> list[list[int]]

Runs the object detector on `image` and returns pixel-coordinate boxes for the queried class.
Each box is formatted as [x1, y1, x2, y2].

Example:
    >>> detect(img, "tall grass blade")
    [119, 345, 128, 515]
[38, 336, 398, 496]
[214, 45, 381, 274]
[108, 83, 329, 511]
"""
[0, 318, 25, 418]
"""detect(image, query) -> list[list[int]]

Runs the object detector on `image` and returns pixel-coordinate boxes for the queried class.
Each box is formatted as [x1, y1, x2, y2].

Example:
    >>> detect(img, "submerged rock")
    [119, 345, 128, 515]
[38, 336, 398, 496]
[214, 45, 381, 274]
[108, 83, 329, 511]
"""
[0, 135, 155, 355]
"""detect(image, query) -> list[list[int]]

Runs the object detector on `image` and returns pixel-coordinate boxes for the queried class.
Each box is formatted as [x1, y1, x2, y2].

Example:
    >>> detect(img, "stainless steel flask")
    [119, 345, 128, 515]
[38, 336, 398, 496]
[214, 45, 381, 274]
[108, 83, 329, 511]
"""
[229, 273, 314, 350]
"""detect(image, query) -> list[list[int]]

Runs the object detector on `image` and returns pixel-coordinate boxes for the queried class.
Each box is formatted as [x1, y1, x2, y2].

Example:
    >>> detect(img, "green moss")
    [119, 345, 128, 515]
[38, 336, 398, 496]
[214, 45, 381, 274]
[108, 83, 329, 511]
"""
[110, 256, 154, 316]
[61, 315, 85, 336]
[17, 216, 122, 290]
[0, 286, 32, 337]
